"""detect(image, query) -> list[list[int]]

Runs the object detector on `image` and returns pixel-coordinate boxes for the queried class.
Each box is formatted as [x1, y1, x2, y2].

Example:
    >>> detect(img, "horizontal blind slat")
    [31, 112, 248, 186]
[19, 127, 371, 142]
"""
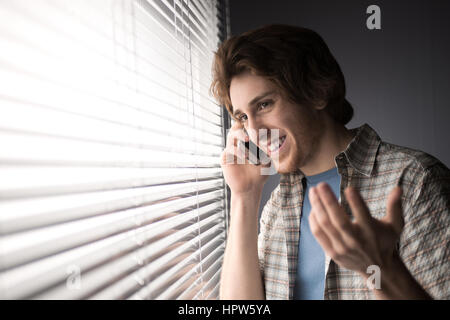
[0, 98, 223, 138]
[129, 227, 225, 299]
[90, 228, 225, 299]
[176, 259, 223, 300]
[142, 0, 211, 57]
[156, 241, 224, 300]
[0, 71, 222, 136]
[204, 278, 221, 300]
[194, 257, 223, 300]
[0, 199, 224, 271]
[0, 206, 224, 299]
[32, 214, 224, 299]
[0, 180, 223, 234]
[0, 131, 222, 168]
[0, 0, 227, 301]
[0, 167, 223, 199]
[0, 11, 221, 121]
[127, 223, 223, 300]
[0, 103, 223, 153]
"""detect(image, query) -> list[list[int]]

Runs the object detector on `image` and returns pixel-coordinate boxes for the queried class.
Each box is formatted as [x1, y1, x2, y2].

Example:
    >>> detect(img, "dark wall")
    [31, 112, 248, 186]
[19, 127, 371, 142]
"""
[228, 0, 450, 218]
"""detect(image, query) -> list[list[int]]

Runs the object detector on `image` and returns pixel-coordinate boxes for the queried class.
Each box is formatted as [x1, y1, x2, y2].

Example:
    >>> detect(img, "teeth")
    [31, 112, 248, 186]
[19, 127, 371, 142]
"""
[269, 136, 286, 152]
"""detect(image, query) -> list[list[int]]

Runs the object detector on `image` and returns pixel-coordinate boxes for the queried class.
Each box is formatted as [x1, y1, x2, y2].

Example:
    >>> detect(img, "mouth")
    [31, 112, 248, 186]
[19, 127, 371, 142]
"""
[267, 135, 287, 156]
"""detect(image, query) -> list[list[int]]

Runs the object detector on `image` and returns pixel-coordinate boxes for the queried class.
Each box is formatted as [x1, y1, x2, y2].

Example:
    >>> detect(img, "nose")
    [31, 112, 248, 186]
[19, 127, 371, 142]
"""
[245, 117, 269, 146]
[245, 116, 259, 142]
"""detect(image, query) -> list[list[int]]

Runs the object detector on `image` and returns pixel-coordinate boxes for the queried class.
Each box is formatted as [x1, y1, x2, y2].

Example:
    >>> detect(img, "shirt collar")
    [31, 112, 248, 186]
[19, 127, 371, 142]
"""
[340, 123, 381, 177]
[280, 123, 381, 185]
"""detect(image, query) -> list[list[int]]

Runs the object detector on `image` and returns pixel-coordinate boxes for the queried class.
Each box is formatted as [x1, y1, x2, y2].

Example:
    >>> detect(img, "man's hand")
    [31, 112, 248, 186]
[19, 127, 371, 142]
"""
[308, 183, 403, 276]
[309, 183, 432, 299]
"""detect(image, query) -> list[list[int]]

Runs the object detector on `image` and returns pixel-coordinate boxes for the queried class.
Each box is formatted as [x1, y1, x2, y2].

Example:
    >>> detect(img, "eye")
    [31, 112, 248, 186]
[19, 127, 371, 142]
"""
[258, 101, 272, 109]
[237, 114, 248, 122]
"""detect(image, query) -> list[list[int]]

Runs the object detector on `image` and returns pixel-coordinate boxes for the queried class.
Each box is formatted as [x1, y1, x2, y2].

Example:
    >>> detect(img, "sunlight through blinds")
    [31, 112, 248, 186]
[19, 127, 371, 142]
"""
[0, 0, 230, 300]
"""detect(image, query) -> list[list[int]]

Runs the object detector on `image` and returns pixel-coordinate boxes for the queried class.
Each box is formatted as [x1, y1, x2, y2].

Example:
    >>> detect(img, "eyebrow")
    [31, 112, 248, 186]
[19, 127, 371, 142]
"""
[232, 90, 277, 117]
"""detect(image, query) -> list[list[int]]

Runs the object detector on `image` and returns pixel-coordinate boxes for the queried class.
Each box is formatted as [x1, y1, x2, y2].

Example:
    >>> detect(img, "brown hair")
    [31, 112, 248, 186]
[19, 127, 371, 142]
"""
[210, 24, 353, 125]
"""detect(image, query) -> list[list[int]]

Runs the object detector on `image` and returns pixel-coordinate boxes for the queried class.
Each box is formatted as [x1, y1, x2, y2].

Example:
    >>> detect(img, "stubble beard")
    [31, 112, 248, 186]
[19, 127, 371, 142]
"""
[274, 125, 321, 175]
[273, 135, 303, 174]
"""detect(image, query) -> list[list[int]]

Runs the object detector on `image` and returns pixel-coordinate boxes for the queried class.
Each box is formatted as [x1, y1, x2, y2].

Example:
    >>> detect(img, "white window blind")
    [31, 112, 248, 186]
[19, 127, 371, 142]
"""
[0, 0, 230, 300]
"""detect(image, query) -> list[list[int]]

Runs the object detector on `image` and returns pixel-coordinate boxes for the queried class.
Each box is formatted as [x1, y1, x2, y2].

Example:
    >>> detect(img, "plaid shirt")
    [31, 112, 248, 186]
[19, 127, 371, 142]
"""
[257, 123, 450, 299]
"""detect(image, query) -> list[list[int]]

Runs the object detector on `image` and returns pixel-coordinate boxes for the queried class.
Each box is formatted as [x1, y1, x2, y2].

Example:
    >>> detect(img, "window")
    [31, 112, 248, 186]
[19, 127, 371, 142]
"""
[0, 0, 230, 299]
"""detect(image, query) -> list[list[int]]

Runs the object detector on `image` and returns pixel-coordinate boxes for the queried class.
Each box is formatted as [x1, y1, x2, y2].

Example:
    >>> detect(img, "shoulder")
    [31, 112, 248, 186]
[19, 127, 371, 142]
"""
[378, 141, 444, 169]
[377, 142, 450, 207]
[377, 141, 450, 179]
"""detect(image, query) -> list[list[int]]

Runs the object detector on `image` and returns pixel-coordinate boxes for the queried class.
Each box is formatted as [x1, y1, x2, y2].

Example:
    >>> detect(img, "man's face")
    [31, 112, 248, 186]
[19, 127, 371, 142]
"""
[229, 71, 325, 174]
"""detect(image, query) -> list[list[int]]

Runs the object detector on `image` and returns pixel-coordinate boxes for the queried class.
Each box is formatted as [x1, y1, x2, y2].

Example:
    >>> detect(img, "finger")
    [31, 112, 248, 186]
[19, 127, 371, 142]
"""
[345, 186, 373, 227]
[227, 126, 249, 148]
[221, 145, 242, 165]
[309, 211, 334, 255]
[245, 127, 260, 146]
[309, 186, 347, 250]
[236, 143, 252, 165]
[221, 144, 249, 165]
[316, 182, 353, 234]
[220, 148, 236, 165]
[384, 186, 404, 235]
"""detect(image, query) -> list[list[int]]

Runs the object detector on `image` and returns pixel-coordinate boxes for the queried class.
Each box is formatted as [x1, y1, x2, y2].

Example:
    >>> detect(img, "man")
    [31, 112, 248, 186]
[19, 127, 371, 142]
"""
[210, 24, 449, 299]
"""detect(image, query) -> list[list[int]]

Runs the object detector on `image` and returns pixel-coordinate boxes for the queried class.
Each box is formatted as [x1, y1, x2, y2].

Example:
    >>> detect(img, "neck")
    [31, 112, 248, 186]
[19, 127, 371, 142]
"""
[299, 116, 355, 176]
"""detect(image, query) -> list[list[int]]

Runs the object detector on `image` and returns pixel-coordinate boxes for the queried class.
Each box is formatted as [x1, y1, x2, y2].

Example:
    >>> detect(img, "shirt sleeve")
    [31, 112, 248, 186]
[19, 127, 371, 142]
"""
[257, 200, 271, 293]
[257, 186, 280, 297]
[399, 162, 450, 299]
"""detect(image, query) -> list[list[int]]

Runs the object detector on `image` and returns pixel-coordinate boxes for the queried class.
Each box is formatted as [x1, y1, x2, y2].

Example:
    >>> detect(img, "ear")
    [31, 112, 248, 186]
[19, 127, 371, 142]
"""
[314, 100, 327, 110]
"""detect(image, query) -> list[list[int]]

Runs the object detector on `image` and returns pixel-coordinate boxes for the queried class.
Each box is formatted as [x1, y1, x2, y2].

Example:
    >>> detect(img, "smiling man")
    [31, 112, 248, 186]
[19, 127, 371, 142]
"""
[210, 24, 450, 300]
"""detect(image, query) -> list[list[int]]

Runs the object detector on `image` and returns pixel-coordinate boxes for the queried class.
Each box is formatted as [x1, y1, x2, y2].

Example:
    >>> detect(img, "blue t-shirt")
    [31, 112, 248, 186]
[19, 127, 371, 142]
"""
[293, 166, 341, 300]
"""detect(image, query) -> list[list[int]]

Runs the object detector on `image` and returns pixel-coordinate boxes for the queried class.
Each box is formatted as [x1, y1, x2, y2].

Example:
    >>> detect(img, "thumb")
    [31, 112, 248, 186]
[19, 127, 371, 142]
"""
[384, 186, 404, 235]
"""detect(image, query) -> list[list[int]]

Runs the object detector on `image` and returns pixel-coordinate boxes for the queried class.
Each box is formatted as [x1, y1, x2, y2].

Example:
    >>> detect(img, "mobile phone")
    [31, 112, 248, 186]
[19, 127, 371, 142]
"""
[237, 134, 270, 166]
